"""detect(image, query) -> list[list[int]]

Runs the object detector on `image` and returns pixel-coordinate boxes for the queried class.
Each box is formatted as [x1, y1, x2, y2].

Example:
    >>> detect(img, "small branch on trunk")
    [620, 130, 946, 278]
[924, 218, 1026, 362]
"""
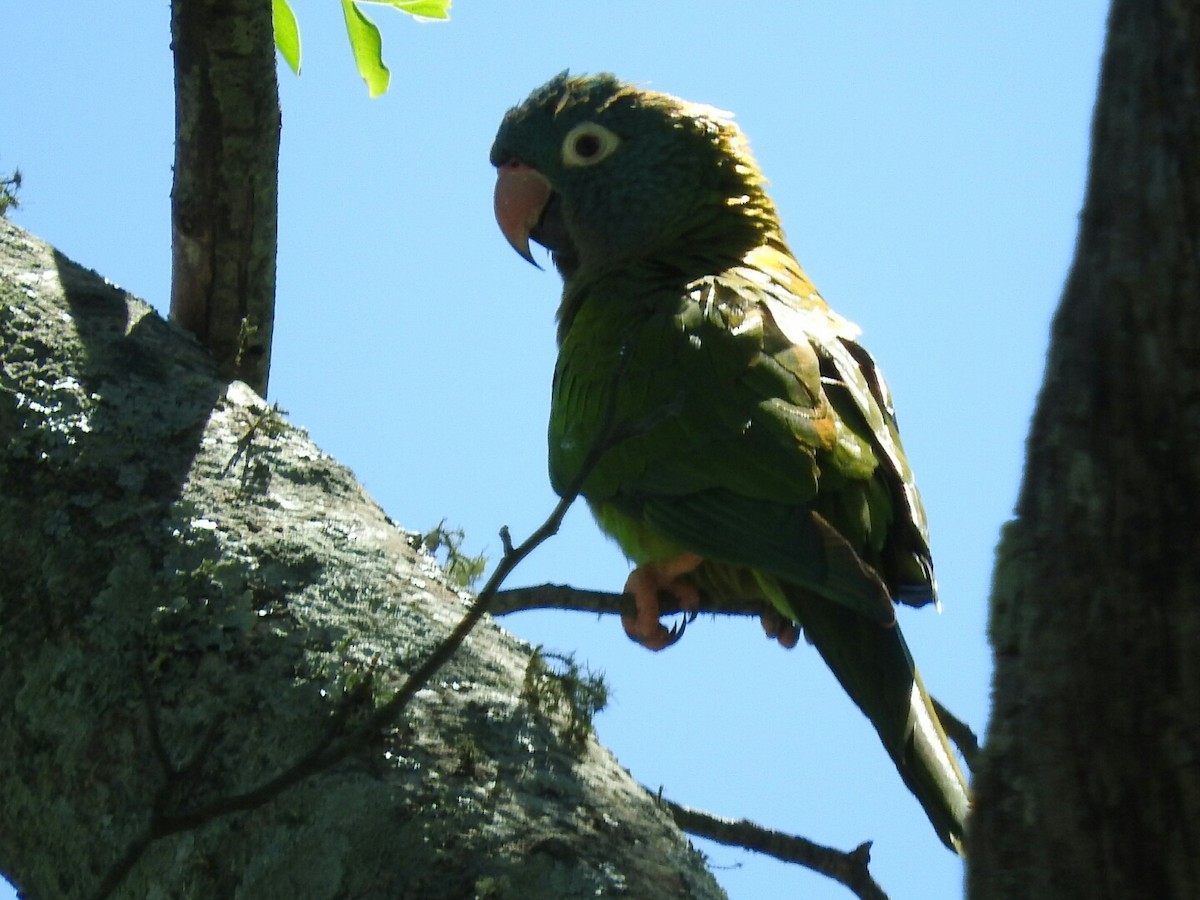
[657, 794, 890, 900]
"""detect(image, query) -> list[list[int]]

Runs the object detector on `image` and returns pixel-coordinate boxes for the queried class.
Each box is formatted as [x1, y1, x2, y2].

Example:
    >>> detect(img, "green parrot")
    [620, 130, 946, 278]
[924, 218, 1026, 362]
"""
[490, 72, 969, 852]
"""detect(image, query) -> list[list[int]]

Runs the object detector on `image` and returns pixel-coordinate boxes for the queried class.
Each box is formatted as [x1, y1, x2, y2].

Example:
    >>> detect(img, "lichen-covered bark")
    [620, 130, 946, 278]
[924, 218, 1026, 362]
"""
[170, 0, 278, 395]
[969, 1, 1200, 897]
[0, 219, 724, 900]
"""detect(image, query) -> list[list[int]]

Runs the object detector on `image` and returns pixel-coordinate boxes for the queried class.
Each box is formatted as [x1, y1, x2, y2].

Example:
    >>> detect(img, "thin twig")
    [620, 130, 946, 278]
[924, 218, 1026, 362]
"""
[932, 696, 980, 773]
[658, 794, 890, 900]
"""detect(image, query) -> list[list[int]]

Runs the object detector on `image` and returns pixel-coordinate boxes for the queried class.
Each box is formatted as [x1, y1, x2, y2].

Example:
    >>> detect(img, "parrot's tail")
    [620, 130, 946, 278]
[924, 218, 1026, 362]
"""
[895, 667, 970, 854]
[793, 591, 970, 853]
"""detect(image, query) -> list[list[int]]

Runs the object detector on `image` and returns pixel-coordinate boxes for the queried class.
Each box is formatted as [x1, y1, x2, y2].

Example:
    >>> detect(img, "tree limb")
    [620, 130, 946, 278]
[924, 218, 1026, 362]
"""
[89, 492, 584, 899]
[91, 361, 631, 895]
[2, 222, 727, 899]
[657, 794, 890, 900]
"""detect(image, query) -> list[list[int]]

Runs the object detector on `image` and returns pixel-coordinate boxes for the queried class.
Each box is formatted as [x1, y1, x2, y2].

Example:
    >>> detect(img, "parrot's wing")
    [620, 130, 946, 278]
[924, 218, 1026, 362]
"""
[743, 246, 936, 607]
[555, 247, 933, 617]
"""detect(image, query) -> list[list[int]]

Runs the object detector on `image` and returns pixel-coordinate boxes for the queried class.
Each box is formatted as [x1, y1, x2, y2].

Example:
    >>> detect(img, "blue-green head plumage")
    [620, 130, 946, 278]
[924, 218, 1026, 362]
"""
[490, 72, 784, 281]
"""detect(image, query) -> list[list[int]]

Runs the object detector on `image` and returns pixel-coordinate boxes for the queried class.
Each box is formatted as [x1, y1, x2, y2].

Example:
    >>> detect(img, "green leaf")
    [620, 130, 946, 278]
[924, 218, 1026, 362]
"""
[359, 0, 452, 21]
[342, 0, 391, 97]
[0, 167, 21, 219]
[272, 0, 302, 76]
[420, 520, 487, 590]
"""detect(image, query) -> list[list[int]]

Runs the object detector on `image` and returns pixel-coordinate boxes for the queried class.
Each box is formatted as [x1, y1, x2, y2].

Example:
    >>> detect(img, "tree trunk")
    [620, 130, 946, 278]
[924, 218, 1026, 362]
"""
[969, 1, 1200, 897]
[0, 220, 724, 900]
[169, 0, 279, 396]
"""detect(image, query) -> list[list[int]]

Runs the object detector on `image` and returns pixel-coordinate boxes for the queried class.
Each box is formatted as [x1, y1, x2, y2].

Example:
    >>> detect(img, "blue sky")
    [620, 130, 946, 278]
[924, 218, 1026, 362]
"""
[3, 3, 1108, 897]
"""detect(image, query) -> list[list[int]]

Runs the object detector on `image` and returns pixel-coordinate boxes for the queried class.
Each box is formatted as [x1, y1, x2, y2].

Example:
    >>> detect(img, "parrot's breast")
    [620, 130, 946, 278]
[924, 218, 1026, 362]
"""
[588, 498, 686, 566]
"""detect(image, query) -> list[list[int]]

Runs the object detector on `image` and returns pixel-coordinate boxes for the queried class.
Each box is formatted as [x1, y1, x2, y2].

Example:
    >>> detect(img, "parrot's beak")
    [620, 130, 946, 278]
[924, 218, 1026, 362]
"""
[494, 160, 552, 268]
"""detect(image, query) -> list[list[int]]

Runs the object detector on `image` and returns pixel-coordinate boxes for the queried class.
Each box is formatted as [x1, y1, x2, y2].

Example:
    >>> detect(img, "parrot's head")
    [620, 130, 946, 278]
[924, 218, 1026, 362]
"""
[490, 72, 781, 282]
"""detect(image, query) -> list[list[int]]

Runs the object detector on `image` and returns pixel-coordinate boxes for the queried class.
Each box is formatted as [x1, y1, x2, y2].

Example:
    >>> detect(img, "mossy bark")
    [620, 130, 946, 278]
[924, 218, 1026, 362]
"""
[0, 219, 724, 900]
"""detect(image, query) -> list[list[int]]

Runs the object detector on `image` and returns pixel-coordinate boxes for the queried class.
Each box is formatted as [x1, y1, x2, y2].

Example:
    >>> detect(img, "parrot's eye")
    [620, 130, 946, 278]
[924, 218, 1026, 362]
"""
[561, 122, 620, 167]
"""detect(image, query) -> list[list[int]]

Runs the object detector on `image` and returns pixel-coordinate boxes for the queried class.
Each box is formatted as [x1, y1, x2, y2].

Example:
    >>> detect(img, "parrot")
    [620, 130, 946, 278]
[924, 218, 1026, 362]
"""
[490, 71, 969, 852]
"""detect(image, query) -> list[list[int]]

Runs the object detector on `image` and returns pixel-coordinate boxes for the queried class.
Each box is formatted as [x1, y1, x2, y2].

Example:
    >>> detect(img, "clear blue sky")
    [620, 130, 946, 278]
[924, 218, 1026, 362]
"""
[3, 3, 1108, 897]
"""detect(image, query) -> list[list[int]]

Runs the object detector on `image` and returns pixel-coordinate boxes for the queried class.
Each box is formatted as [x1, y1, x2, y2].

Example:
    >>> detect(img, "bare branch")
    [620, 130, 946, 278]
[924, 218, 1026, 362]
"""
[657, 794, 890, 900]
[491, 582, 768, 619]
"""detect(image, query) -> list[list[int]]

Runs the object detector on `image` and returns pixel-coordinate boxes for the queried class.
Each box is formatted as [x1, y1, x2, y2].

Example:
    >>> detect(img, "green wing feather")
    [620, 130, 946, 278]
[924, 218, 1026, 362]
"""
[550, 245, 929, 609]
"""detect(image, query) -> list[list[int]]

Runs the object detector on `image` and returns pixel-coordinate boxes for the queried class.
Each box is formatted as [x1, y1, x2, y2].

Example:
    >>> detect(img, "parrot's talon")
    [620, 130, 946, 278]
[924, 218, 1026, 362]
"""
[622, 609, 691, 651]
[760, 608, 801, 650]
[621, 555, 705, 651]
[624, 619, 684, 652]
[657, 625, 685, 650]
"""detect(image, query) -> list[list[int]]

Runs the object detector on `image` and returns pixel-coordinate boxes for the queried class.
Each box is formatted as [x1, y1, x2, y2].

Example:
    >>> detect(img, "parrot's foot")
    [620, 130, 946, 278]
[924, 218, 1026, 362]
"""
[622, 553, 704, 651]
[760, 608, 800, 649]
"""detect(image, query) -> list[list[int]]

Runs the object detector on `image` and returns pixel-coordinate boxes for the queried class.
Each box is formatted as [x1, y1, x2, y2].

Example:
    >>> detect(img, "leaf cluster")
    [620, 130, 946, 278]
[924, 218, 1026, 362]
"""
[520, 647, 609, 755]
[419, 519, 487, 590]
[272, 0, 451, 97]
[0, 165, 21, 218]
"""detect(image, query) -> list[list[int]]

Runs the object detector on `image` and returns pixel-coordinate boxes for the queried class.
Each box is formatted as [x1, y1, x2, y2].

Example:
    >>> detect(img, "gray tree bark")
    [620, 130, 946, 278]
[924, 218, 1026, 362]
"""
[0, 219, 724, 900]
[969, 0, 1200, 897]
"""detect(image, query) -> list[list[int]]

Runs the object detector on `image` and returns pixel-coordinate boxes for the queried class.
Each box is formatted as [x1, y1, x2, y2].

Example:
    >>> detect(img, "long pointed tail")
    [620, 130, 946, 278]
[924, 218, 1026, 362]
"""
[899, 666, 970, 853]
[794, 592, 970, 852]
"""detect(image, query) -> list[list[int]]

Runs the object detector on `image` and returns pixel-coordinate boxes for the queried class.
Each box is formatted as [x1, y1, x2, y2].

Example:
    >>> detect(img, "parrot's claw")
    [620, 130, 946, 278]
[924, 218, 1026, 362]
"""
[645, 617, 689, 651]
[621, 554, 704, 651]
[760, 608, 800, 649]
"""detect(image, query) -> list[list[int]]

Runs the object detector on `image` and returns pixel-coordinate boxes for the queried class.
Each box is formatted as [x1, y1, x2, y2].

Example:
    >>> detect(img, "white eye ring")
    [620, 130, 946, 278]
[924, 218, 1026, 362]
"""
[561, 122, 621, 167]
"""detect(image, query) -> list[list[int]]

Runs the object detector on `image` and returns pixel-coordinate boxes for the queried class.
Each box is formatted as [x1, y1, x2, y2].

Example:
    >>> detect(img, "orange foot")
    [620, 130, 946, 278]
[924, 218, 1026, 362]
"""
[621, 553, 704, 651]
[760, 608, 800, 649]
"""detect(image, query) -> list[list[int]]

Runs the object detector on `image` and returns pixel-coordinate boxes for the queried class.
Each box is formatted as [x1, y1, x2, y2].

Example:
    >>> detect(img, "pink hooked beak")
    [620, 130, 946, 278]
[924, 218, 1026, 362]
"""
[493, 160, 552, 267]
